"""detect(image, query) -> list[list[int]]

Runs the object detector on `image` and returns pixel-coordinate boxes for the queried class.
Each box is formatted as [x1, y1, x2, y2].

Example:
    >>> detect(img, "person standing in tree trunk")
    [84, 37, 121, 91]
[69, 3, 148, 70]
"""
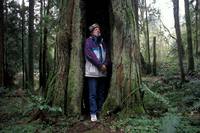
[84, 23, 110, 122]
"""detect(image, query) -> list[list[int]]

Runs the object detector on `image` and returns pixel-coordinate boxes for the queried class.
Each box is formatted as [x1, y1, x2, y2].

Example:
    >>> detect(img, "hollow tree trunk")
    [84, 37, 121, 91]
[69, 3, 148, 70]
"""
[50, 0, 144, 115]
[103, 0, 144, 113]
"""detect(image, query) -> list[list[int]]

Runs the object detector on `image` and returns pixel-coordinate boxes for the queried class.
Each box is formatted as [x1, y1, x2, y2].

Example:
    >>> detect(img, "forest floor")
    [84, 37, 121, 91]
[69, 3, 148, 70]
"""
[0, 87, 123, 133]
[1, 59, 200, 133]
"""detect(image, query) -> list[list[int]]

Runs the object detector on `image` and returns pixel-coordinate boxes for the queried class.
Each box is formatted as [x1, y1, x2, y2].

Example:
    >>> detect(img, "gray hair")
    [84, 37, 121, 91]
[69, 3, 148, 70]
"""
[89, 23, 100, 32]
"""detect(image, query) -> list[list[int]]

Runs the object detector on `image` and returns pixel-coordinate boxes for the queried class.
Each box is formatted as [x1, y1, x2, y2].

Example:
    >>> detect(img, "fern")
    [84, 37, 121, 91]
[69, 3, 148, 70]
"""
[24, 94, 62, 116]
[160, 113, 180, 133]
[114, 116, 161, 133]
[45, 70, 57, 104]
[141, 83, 170, 106]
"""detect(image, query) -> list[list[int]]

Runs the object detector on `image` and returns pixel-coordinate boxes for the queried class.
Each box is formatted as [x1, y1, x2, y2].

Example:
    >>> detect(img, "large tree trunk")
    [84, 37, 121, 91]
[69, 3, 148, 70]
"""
[50, 0, 144, 115]
[0, 0, 4, 86]
[64, 0, 84, 115]
[184, 0, 194, 72]
[28, 0, 34, 90]
[103, 0, 144, 113]
[172, 0, 185, 82]
[48, 0, 78, 114]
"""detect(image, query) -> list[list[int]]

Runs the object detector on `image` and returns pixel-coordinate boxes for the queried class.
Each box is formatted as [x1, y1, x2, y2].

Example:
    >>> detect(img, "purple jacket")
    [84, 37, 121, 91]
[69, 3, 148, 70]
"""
[84, 36, 109, 77]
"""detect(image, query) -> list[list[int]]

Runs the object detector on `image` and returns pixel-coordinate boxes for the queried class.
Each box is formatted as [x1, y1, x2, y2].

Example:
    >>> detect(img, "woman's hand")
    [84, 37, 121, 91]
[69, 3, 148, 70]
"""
[100, 64, 107, 73]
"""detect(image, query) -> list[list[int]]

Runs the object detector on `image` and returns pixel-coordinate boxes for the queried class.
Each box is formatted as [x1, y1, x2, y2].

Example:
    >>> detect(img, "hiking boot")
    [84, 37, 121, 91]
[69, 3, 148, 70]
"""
[90, 114, 97, 122]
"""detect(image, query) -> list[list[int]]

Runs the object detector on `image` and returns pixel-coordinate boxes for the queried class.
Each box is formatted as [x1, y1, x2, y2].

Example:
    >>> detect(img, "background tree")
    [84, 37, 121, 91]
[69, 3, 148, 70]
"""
[172, 0, 185, 82]
[20, 0, 25, 89]
[39, 0, 44, 94]
[0, 0, 57, 90]
[0, 0, 4, 86]
[194, 0, 198, 55]
[152, 36, 156, 76]
[184, 0, 194, 72]
[4, 0, 7, 86]
[140, 0, 151, 74]
[4, 0, 23, 86]
[38, 0, 58, 96]
[39, 0, 51, 97]
[196, 0, 200, 55]
[28, 0, 34, 90]
[144, 0, 150, 68]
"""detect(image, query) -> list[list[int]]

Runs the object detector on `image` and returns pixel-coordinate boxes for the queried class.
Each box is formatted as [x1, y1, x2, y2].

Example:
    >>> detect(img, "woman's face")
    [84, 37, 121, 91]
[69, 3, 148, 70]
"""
[92, 27, 101, 37]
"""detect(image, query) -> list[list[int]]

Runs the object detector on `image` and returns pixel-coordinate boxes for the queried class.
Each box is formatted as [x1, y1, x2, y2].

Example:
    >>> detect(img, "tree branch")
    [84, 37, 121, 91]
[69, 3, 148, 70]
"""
[159, 18, 177, 40]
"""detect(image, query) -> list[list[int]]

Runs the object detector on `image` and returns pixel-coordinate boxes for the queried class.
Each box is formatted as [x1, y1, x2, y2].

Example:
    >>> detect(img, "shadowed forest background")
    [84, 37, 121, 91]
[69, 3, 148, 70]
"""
[0, 0, 200, 132]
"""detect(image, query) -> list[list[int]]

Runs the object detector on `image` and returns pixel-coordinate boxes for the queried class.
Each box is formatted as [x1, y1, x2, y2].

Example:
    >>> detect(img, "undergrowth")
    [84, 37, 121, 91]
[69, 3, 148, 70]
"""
[113, 58, 200, 133]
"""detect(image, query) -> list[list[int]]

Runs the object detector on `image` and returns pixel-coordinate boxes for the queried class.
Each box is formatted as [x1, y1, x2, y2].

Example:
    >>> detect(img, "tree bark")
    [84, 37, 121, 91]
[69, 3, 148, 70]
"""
[39, 0, 43, 93]
[195, 0, 198, 55]
[50, 0, 144, 115]
[48, 0, 76, 114]
[39, 0, 50, 97]
[144, 0, 150, 66]
[152, 37, 156, 76]
[41, 0, 49, 97]
[140, 0, 151, 73]
[21, 0, 25, 89]
[196, 0, 200, 55]
[66, 0, 84, 114]
[28, 0, 34, 90]
[184, 0, 194, 72]
[0, 0, 4, 86]
[103, 0, 144, 113]
[172, 0, 186, 82]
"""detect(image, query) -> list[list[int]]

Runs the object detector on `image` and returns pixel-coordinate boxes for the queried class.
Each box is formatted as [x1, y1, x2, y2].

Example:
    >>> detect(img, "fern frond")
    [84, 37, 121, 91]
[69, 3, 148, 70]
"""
[141, 83, 170, 106]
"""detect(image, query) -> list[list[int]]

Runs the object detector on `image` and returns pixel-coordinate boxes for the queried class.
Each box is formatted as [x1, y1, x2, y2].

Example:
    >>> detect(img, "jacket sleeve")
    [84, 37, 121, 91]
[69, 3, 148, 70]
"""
[84, 40, 102, 69]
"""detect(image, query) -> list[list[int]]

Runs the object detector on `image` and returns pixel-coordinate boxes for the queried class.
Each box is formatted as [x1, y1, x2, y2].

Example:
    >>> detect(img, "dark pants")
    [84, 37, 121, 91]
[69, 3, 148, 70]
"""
[87, 77, 106, 115]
